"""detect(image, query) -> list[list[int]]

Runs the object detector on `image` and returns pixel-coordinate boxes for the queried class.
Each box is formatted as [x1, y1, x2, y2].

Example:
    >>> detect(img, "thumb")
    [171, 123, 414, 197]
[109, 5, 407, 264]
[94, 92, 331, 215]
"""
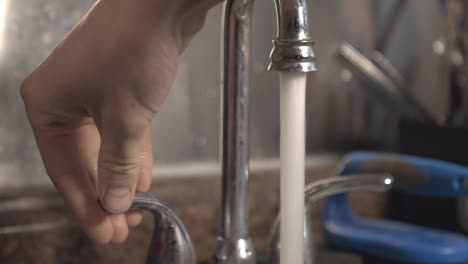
[98, 120, 148, 214]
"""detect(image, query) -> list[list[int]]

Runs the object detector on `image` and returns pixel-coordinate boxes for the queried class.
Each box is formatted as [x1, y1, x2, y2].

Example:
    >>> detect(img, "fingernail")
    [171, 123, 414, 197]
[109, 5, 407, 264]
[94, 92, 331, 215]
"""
[104, 186, 131, 213]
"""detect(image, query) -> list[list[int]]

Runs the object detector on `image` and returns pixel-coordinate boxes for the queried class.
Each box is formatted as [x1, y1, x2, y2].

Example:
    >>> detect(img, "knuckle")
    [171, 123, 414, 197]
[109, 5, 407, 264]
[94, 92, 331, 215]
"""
[20, 75, 36, 106]
[100, 157, 139, 183]
[100, 105, 151, 140]
[19, 74, 50, 127]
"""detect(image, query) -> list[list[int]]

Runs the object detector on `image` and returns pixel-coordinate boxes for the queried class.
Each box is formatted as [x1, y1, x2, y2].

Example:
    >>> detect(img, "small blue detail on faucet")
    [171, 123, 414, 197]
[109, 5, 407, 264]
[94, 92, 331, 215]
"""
[323, 152, 468, 264]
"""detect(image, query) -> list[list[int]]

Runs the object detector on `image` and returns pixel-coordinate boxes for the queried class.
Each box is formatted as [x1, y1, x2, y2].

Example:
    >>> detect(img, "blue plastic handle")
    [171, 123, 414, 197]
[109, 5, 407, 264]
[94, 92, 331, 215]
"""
[324, 152, 468, 263]
[324, 194, 468, 264]
[339, 152, 468, 197]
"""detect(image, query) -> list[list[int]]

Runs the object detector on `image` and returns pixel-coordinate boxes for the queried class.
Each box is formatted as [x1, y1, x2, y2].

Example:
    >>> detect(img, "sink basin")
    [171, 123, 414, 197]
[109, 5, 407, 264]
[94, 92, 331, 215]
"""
[0, 167, 385, 263]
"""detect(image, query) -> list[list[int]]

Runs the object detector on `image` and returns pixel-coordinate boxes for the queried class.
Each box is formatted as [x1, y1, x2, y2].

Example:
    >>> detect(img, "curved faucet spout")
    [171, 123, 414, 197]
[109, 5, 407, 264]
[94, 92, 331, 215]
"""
[268, 174, 394, 264]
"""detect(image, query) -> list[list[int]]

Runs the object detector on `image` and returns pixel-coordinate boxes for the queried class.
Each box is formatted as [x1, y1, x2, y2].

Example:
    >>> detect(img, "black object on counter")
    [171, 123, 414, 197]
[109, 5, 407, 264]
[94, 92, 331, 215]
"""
[396, 121, 468, 234]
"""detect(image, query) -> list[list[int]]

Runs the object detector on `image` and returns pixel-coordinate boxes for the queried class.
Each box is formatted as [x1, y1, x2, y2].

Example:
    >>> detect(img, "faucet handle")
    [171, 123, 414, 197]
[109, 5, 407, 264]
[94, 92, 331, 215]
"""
[267, 174, 393, 264]
[131, 193, 196, 264]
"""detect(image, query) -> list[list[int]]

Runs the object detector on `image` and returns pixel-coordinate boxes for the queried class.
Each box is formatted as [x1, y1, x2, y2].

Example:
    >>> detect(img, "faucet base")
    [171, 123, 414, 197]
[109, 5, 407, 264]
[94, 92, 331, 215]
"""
[214, 238, 256, 264]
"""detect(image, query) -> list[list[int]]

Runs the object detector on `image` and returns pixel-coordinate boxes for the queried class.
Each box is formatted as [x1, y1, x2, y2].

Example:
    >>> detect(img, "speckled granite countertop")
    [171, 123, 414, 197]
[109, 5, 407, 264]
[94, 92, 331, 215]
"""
[0, 167, 387, 263]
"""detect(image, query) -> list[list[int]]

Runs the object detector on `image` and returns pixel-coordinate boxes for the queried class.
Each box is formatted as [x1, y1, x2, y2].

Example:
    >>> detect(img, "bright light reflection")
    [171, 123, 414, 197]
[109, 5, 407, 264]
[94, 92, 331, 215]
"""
[0, 0, 8, 57]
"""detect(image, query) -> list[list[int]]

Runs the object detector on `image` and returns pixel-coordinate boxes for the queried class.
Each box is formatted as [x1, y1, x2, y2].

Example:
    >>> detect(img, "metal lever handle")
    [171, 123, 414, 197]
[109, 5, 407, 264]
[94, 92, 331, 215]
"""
[131, 193, 196, 264]
[267, 174, 394, 264]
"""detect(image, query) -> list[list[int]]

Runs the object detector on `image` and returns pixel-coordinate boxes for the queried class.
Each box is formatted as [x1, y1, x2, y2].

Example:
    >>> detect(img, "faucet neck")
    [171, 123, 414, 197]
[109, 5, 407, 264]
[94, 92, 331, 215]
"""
[216, 0, 256, 263]
[274, 0, 311, 41]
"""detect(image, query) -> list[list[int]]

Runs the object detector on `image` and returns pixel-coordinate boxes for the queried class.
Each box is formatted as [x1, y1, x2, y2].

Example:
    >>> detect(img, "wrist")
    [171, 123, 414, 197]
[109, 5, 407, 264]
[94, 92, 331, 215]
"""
[127, 0, 222, 51]
[96, 0, 221, 53]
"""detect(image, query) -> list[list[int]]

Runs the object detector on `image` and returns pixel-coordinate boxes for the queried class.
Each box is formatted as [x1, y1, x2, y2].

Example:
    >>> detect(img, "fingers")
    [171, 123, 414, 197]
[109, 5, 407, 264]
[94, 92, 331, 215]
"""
[137, 127, 153, 193]
[126, 209, 144, 228]
[29, 119, 144, 244]
[98, 136, 142, 214]
[26, 121, 115, 244]
[97, 99, 151, 214]
[110, 214, 129, 244]
[55, 171, 115, 245]
[124, 128, 152, 229]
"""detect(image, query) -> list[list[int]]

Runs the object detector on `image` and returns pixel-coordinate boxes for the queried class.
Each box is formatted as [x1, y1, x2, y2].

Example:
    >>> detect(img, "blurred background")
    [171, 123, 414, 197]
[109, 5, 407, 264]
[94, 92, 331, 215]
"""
[0, 0, 458, 187]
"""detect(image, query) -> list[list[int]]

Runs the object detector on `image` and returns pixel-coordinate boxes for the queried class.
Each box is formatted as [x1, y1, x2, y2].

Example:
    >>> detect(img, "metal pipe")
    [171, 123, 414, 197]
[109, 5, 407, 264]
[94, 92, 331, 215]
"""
[376, 0, 408, 53]
[337, 42, 442, 124]
[0, 220, 71, 236]
[216, 0, 256, 263]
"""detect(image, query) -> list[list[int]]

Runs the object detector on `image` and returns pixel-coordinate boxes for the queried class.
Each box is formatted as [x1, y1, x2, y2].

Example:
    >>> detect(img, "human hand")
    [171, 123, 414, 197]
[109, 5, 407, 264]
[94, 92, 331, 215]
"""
[21, 0, 222, 244]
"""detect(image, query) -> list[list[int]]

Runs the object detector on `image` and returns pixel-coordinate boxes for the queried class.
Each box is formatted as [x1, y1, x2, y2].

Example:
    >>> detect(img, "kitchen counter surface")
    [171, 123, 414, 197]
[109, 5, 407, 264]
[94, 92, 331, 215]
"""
[0, 167, 387, 263]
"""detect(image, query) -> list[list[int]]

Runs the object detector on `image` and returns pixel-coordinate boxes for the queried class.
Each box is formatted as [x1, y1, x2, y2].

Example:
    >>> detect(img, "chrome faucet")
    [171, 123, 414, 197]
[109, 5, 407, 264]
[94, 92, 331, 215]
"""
[132, 0, 319, 262]
[216, 0, 317, 263]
